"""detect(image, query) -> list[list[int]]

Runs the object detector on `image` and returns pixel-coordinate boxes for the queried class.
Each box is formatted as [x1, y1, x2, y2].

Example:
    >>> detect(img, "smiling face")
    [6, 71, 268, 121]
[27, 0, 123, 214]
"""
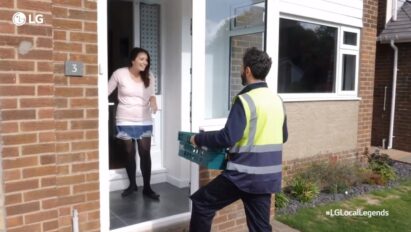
[131, 52, 149, 72]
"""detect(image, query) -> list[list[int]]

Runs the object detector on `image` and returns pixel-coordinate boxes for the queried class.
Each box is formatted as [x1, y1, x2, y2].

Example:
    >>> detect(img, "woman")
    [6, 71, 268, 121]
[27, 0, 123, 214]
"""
[108, 47, 159, 199]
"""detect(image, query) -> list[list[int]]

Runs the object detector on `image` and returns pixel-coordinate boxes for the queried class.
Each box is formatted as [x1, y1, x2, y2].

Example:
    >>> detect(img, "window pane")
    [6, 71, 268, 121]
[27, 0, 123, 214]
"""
[343, 31, 357, 46]
[278, 18, 337, 93]
[206, 0, 265, 119]
[232, 1, 265, 29]
[230, 33, 264, 103]
[342, 54, 356, 91]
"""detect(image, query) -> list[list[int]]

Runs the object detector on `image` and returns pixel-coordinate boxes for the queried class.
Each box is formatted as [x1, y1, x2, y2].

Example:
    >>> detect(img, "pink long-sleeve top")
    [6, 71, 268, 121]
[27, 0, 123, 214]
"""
[108, 67, 155, 125]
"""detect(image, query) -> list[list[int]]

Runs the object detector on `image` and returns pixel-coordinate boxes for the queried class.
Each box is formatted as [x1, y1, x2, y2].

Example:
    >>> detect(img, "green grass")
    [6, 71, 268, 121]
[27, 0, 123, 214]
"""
[276, 181, 411, 232]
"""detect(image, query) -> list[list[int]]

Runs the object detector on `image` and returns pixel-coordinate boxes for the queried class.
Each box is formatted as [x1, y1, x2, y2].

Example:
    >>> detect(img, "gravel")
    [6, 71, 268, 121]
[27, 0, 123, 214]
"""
[276, 161, 411, 215]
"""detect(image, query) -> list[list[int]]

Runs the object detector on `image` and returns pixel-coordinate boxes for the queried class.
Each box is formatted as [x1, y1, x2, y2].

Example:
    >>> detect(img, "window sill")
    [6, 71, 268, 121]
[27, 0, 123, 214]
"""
[280, 95, 361, 103]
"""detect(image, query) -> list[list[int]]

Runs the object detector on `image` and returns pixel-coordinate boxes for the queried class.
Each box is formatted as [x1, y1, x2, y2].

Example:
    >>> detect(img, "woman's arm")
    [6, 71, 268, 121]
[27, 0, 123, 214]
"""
[108, 72, 118, 96]
[149, 96, 157, 114]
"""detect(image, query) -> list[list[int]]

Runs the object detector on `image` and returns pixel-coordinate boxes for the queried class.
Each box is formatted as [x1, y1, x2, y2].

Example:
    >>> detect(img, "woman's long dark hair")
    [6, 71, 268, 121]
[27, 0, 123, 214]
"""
[129, 47, 151, 88]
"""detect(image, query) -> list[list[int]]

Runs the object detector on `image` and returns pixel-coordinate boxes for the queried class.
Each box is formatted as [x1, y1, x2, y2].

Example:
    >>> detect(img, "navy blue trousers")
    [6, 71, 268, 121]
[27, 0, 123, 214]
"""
[189, 175, 272, 232]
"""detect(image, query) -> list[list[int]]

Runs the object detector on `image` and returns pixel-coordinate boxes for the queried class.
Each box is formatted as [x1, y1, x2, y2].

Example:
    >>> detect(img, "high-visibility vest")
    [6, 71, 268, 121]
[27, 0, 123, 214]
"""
[225, 87, 285, 193]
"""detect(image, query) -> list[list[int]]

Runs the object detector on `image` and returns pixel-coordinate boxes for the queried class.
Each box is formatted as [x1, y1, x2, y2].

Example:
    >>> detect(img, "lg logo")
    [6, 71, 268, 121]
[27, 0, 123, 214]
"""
[12, 12, 44, 26]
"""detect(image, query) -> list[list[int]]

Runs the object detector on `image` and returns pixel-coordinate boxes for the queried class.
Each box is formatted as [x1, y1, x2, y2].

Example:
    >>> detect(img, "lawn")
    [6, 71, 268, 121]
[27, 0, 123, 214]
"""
[276, 180, 411, 232]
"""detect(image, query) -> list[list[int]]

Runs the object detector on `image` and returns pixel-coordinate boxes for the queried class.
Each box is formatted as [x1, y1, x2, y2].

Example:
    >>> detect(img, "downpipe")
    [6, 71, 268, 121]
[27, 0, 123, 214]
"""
[72, 209, 79, 232]
[388, 40, 398, 149]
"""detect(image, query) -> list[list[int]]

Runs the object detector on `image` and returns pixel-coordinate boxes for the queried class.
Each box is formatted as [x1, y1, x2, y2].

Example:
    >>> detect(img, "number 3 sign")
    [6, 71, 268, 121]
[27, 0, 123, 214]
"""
[64, 61, 84, 77]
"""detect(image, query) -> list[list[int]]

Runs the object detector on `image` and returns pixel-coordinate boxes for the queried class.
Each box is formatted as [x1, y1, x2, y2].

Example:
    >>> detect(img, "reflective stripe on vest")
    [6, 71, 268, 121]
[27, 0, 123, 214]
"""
[226, 162, 282, 174]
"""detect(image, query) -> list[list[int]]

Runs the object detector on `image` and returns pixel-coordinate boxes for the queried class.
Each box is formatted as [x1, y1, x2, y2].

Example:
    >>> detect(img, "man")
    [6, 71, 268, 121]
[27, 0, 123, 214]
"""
[189, 47, 288, 232]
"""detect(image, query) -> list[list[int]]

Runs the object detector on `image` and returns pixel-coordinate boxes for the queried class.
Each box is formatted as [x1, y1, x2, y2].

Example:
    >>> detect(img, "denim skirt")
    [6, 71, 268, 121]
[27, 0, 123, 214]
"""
[116, 125, 153, 140]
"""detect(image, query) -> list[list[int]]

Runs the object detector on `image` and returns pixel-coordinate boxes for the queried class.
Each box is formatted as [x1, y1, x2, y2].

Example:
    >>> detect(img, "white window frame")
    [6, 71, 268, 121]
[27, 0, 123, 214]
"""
[340, 26, 360, 50]
[230, 0, 265, 31]
[337, 50, 359, 96]
[278, 14, 361, 102]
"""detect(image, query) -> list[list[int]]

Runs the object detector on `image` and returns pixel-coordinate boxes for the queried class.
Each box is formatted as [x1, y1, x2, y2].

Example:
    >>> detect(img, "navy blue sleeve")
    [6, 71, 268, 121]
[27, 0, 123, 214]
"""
[283, 116, 288, 143]
[194, 99, 246, 149]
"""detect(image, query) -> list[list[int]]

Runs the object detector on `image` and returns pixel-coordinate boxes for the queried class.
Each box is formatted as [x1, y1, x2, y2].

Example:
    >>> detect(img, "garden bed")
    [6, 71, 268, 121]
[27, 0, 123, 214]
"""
[276, 161, 411, 215]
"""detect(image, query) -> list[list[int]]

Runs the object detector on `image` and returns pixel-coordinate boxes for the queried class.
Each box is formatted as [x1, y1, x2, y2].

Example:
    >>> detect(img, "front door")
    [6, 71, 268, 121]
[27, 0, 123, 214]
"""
[107, 0, 163, 192]
[103, 0, 193, 231]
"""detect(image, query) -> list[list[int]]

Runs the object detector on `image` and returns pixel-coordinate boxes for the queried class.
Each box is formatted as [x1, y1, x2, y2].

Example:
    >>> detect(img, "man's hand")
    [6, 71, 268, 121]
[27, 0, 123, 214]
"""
[190, 135, 197, 147]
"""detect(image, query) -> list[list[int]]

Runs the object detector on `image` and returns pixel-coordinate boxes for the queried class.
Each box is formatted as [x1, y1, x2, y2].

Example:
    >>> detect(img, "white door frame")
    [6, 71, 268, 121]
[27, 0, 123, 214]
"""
[98, 0, 194, 231]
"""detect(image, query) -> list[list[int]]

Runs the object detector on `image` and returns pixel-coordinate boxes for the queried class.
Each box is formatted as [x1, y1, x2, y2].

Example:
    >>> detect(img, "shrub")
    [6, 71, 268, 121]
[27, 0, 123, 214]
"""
[275, 192, 289, 209]
[289, 176, 320, 203]
[365, 149, 397, 184]
[369, 160, 397, 184]
[299, 162, 365, 194]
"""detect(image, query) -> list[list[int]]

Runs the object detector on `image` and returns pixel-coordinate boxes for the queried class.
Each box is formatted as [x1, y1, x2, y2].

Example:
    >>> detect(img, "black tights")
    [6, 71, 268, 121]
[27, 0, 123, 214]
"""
[119, 137, 153, 191]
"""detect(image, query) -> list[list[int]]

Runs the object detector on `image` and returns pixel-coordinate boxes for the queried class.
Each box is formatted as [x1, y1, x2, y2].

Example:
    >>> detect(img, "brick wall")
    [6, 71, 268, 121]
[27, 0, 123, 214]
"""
[357, 0, 379, 154]
[374, 43, 411, 152]
[372, 0, 411, 152]
[371, 44, 392, 149]
[394, 43, 411, 151]
[377, 0, 387, 35]
[0, 0, 99, 231]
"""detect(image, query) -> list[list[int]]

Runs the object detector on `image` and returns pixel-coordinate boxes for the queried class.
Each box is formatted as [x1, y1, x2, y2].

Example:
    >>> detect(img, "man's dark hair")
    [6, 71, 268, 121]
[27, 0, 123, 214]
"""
[242, 47, 272, 80]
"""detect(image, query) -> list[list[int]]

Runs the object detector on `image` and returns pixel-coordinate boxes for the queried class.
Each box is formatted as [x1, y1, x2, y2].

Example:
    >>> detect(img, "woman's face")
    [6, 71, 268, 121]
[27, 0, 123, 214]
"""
[132, 52, 148, 72]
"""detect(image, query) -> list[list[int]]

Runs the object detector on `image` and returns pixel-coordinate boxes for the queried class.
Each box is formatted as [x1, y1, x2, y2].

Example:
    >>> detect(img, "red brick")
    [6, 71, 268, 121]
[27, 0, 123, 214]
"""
[5, 193, 22, 205]
[18, 25, 52, 36]
[21, 121, 55, 132]
[54, 41, 82, 52]
[24, 188, 57, 202]
[57, 174, 85, 186]
[17, 0, 50, 11]
[0, 121, 18, 133]
[54, 109, 84, 119]
[71, 98, 98, 108]
[2, 133, 37, 145]
[57, 194, 86, 206]
[5, 179, 39, 193]
[40, 155, 56, 165]
[6, 216, 23, 229]
[36, 37, 53, 48]
[0, 86, 35, 97]
[0, 35, 33, 46]
[38, 85, 54, 96]
[0, 47, 15, 58]
[70, 32, 97, 42]
[18, 49, 52, 60]
[37, 61, 53, 72]
[0, 1, 14, 7]
[6, 201, 40, 216]
[68, 9, 97, 21]
[19, 74, 53, 83]
[0, 73, 16, 83]
[22, 143, 55, 155]
[53, 30, 66, 40]
[1, 147, 19, 158]
[43, 220, 59, 231]
[72, 141, 98, 151]
[23, 166, 56, 178]
[41, 176, 56, 187]
[71, 120, 98, 129]
[8, 223, 42, 232]
[55, 87, 83, 97]
[53, 19, 82, 30]
[3, 169, 21, 181]
[3, 156, 38, 170]
[72, 162, 98, 173]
